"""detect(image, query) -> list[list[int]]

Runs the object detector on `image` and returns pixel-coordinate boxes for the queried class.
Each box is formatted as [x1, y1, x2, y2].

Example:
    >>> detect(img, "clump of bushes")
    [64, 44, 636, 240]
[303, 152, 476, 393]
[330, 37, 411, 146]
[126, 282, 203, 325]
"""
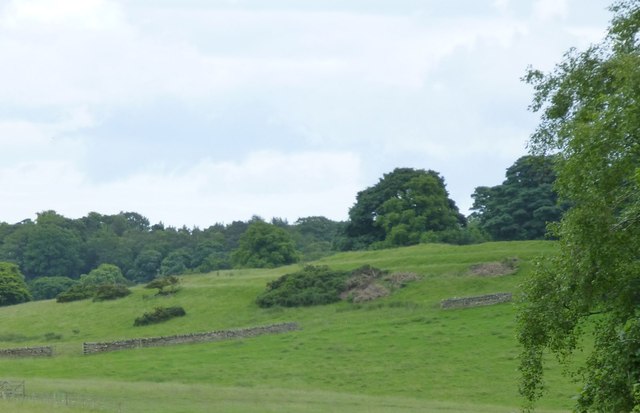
[29, 276, 78, 301]
[256, 265, 348, 308]
[56, 263, 131, 303]
[134, 306, 186, 326]
[257, 264, 421, 307]
[56, 284, 96, 303]
[145, 275, 180, 296]
[93, 284, 132, 301]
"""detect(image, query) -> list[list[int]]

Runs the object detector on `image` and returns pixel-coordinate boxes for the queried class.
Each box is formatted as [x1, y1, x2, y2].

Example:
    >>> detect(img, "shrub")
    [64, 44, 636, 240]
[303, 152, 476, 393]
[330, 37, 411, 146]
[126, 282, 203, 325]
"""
[145, 275, 180, 296]
[80, 264, 128, 287]
[29, 276, 78, 300]
[56, 284, 96, 303]
[93, 284, 132, 301]
[134, 306, 186, 326]
[256, 265, 348, 308]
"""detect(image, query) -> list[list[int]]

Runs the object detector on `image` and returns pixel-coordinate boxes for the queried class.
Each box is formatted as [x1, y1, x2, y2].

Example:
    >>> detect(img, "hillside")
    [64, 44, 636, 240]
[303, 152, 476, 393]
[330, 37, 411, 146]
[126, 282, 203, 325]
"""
[0, 241, 573, 412]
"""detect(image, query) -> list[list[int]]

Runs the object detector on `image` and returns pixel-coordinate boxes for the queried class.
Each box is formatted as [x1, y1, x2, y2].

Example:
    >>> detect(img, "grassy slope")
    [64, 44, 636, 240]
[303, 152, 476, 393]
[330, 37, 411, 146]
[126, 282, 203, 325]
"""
[0, 241, 574, 412]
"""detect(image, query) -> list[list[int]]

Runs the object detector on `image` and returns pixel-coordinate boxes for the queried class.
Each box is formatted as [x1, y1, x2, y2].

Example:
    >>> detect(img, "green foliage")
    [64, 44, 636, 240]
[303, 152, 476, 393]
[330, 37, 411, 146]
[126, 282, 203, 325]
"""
[57, 264, 129, 303]
[0, 211, 345, 286]
[293, 216, 346, 260]
[145, 275, 180, 295]
[128, 249, 163, 282]
[55, 284, 95, 303]
[0, 221, 84, 279]
[232, 221, 300, 268]
[133, 306, 186, 326]
[420, 222, 489, 245]
[471, 155, 567, 241]
[28, 276, 78, 300]
[256, 265, 349, 307]
[345, 168, 465, 249]
[517, 2, 640, 411]
[160, 248, 192, 276]
[93, 284, 132, 301]
[0, 261, 31, 306]
[79, 263, 128, 287]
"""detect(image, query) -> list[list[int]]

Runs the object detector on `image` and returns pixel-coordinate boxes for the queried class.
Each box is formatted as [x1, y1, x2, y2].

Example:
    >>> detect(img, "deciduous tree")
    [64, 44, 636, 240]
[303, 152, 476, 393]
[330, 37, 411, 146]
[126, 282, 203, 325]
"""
[232, 221, 299, 268]
[517, 2, 640, 411]
[345, 168, 465, 248]
[0, 262, 31, 306]
[471, 155, 566, 240]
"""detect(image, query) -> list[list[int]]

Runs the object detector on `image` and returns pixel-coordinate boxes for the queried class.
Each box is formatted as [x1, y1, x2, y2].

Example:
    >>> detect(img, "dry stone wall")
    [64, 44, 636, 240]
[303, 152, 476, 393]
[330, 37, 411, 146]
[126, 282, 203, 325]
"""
[83, 322, 299, 355]
[0, 346, 53, 358]
[440, 293, 512, 309]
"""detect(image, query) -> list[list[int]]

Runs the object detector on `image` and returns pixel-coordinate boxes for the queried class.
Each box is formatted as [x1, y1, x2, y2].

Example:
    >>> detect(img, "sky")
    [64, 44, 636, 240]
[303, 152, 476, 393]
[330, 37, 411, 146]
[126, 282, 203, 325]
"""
[0, 0, 613, 228]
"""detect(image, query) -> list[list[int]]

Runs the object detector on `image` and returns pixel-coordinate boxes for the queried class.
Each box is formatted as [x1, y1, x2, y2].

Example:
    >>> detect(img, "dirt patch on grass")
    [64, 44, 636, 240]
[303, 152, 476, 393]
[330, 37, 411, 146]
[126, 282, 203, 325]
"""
[340, 267, 421, 303]
[384, 272, 420, 288]
[468, 258, 519, 277]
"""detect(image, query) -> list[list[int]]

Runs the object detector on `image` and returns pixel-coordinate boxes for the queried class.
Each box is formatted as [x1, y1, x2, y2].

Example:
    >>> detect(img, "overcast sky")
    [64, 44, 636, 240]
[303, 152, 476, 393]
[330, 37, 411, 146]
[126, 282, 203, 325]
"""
[1, 0, 612, 227]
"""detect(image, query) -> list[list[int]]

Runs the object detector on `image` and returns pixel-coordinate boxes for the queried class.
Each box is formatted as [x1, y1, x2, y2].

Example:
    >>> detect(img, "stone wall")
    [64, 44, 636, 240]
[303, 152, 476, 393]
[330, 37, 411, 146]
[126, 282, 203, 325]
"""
[83, 322, 299, 355]
[440, 293, 512, 309]
[0, 346, 53, 358]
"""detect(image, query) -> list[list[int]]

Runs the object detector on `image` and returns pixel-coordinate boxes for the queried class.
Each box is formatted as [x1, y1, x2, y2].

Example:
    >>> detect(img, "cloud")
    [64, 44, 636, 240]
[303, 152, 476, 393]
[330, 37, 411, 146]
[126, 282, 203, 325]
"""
[0, 0, 612, 225]
[1, 0, 126, 30]
[533, 0, 569, 21]
[0, 150, 362, 226]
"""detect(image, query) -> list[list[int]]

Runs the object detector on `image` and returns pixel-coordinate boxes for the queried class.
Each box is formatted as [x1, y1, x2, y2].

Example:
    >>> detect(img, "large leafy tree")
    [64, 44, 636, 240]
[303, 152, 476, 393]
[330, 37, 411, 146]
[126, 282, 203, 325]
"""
[471, 155, 566, 240]
[517, 1, 640, 411]
[345, 168, 465, 248]
[0, 262, 31, 306]
[232, 220, 299, 268]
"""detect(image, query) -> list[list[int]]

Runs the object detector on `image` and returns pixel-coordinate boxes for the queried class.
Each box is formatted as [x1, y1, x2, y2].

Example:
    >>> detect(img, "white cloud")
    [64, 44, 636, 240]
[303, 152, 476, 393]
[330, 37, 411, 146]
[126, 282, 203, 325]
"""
[1, 0, 126, 30]
[0, 150, 362, 226]
[533, 0, 569, 21]
[0, 1, 613, 225]
[492, 0, 511, 14]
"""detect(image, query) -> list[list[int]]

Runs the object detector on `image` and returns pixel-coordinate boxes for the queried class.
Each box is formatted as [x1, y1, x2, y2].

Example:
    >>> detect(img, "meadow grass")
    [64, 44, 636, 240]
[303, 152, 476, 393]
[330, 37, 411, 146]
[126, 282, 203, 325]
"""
[0, 241, 573, 412]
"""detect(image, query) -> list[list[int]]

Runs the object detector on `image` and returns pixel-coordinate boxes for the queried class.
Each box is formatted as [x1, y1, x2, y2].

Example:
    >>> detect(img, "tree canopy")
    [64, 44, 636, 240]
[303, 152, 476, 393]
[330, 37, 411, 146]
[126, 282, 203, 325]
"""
[471, 155, 566, 240]
[517, 1, 640, 411]
[345, 168, 465, 248]
[0, 211, 345, 283]
[0, 262, 31, 306]
[232, 220, 300, 268]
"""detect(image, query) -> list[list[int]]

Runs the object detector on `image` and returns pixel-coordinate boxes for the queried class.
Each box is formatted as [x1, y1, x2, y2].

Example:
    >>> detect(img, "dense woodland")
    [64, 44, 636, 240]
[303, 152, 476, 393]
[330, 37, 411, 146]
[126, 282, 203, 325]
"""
[0, 154, 565, 300]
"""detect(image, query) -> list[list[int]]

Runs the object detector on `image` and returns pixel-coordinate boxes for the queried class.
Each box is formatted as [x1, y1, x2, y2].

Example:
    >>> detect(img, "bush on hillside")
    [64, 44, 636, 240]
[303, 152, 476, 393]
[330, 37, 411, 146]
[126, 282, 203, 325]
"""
[134, 306, 186, 326]
[93, 284, 132, 301]
[80, 264, 129, 287]
[56, 284, 96, 303]
[256, 265, 348, 308]
[145, 275, 180, 296]
[29, 276, 78, 301]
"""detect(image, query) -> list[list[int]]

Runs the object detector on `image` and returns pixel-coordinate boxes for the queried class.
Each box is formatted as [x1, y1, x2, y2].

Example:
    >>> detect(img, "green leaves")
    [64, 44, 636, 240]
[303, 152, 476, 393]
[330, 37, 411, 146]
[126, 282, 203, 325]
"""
[518, 1, 640, 410]
[346, 168, 465, 248]
[232, 221, 300, 268]
[0, 262, 31, 306]
[471, 155, 565, 241]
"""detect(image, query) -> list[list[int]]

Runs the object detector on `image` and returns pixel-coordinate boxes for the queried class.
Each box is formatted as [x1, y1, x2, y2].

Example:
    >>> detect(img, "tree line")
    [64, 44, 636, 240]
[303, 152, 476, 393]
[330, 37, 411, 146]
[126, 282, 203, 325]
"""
[0, 153, 566, 303]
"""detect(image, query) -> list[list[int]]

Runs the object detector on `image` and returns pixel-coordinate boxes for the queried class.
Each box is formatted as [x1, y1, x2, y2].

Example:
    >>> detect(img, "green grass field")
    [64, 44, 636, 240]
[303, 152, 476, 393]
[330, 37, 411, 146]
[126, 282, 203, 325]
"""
[0, 241, 576, 412]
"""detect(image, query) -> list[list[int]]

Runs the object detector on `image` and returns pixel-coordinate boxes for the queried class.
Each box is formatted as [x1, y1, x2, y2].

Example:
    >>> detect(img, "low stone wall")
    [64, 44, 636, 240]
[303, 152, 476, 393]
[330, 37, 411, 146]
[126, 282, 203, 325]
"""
[0, 346, 53, 358]
[440, 293, 512, 309]
[83, 322, 300, 355]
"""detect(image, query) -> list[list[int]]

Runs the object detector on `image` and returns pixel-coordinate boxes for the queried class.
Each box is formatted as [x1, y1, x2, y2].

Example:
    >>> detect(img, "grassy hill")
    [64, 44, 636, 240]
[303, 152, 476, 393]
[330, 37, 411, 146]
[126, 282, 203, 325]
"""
[0, 241, 575, 412]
